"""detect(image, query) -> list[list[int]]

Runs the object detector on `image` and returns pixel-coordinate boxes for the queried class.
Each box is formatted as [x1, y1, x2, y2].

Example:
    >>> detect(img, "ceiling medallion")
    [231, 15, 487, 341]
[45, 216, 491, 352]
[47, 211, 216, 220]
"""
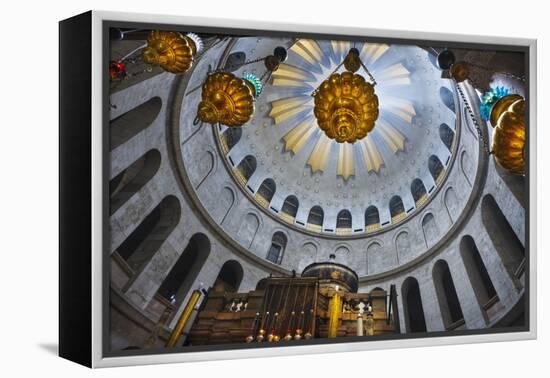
[313, 49, 379, 143]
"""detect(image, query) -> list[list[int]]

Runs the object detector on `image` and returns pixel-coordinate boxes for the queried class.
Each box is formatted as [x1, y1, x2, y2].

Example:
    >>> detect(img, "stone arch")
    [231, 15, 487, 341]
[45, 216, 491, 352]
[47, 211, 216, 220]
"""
[410, 178, 428, 206]
[422, 212, 439, 248]
[336, 209, 352, 230]
[460, 149, 473, 186]
[257, 178, 276, 205]
[221, 127, 242, 152]
[110, 96, 162, 150]
[440, 86, 455, 113]
[281, 195, 299, 218]
[235, 155, 256, 183]
[218, 186, 235, 224]
[439, 123, 455, 151]
[395, 230, 412, 263]
[196, 150, 215, 189]
[444, 186, 459, 222]
[334, 244, 351, 265]
[298, 241, 319, 271]
[110, 149, 161, 215]
[213, 260, 244, 293]
[307, 206, 324, 228]
[156, 233, 210, 307]
[365, 206, 380, 230]
[389, 196, 405, 222]
[401, 277, 427, 333]
[115, 195, 181, 275]
[494, 162, 525, 207]
[366, 241, 395, 275]
[429, 155, 445, 183]
[481, 194, 525, 284]
[433, 260, 464, 330]
[266, 231, 287, 265]
[460, 235, 498, 316]
[236, 212, 260, 248]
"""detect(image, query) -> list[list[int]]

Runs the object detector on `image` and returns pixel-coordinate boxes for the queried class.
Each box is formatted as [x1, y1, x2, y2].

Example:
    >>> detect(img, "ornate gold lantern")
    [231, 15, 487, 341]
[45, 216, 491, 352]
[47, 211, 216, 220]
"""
[193, 46, 285, 127]
[490, 94, 523, 127]
[490, 95, 526, 175]
[313, 71, 379, 143]
[142, 31, 203, 74]
[196, 72, 261, 127]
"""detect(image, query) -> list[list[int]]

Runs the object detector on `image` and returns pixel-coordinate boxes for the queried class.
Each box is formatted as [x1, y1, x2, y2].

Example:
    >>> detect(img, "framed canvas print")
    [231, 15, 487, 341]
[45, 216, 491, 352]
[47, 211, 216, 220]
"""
[59, 10, 537, 368]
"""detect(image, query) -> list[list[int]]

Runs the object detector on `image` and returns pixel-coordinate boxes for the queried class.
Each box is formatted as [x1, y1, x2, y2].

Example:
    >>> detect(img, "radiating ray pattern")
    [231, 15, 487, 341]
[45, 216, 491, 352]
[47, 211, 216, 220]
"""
[269, 39, 417, 179]
[213, 35, 458, 235]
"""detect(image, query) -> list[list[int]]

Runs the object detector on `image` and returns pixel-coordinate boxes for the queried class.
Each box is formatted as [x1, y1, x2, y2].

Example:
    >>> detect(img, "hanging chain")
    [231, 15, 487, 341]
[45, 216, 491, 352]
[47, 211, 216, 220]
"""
[455, 82, 492, 155]
[310, 53, 377, 97]
[241, 55, 269, 66]
[359, 59, 377, 86]
[260, 68, 274, 84]
[310, 60, 345, 97]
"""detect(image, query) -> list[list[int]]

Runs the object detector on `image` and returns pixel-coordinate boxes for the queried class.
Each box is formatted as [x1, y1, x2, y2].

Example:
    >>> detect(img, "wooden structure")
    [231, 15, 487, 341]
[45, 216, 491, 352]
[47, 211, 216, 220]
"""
[186, 262, 399, 345]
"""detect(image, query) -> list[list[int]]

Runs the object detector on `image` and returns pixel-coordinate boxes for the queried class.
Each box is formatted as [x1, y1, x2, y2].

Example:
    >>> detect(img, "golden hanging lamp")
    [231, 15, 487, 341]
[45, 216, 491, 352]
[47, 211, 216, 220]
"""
[196, 72, 260, 127]
[313, 71, 379, 143]
[142, 31, 203, 74]
[490, 95, 526, 175]
[313, 48, 379, 143]
[195, 46, 286, 127]
[489, 94, 523, 127]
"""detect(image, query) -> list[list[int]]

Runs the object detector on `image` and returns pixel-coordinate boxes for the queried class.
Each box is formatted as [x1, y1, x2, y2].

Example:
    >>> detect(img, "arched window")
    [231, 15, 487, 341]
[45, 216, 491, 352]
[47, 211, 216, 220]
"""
[401, 277, 427, 333]
[433, 260, 464, 330]
[422, 213, 439, 248]
[237, 213, 260, 248]
[460, 236, 498, 315]
[156, 233, 210, 306]
[440, 86, 455, 113]
[481, 194, 525, 284]
[336, 210, 352, 234]
[266, 232, 287, 265]
[110, 96, 162, 150]
[256, 178, 276, 207]
[281, 195, 299, 218]
[389, 196, 405, 222]
[439, 123, 455, 151]
[235, 155, 256, 184]
[221, 127, 242, 152]
[115, 195, 181, 274]
[307, 206, 324, 231]
[213, 260, 244, 293]
[364, 206, 380, 231]
[196, 151, 214, 188]
[110, 149, 161, 215]
[429, 155, 445, 183]
[410, 178, 428, 207]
